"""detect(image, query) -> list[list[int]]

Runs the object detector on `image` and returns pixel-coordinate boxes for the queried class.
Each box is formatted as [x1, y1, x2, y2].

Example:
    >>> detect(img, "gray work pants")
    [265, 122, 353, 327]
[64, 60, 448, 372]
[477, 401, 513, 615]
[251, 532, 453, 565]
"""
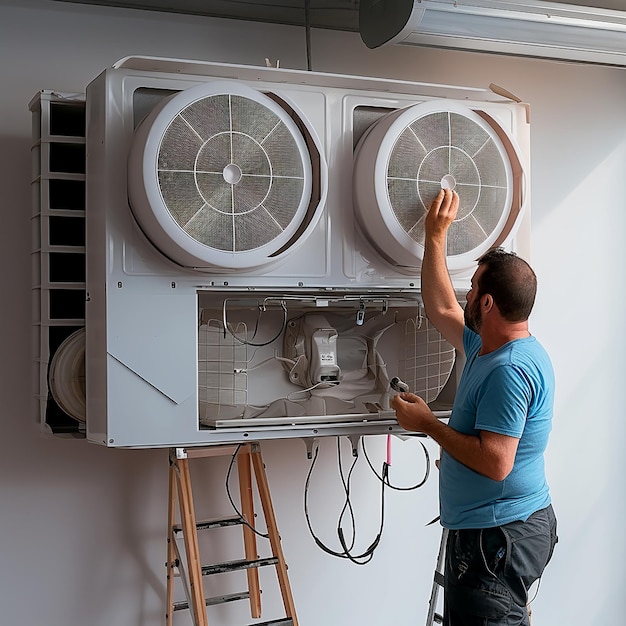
[443, 505, 558, 626]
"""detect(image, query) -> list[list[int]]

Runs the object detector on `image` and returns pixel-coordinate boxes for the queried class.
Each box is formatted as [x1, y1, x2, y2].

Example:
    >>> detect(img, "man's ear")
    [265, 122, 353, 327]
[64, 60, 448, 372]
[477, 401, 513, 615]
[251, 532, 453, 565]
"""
[482, 294, 493, 310]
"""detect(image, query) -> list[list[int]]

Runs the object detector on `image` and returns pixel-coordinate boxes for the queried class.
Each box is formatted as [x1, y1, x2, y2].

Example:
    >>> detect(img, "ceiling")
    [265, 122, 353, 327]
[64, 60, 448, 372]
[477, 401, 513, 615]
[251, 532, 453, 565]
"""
[51, 0, 362, 31]
[51, 1, 626, 33]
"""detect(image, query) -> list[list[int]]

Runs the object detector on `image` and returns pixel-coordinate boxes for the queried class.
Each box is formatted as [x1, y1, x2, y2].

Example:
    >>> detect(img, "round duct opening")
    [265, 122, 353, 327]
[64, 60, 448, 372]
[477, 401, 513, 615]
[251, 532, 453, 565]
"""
[128, 81, 326, 271]
[353, 100, 524, 272]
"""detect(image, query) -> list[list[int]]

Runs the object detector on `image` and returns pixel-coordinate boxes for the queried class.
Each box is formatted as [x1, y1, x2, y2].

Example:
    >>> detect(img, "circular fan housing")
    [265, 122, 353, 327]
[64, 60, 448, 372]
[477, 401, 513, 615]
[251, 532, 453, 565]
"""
[353, 100, 522, 272]
[128, 81, 324, 270]
[48, 328, 86, 423]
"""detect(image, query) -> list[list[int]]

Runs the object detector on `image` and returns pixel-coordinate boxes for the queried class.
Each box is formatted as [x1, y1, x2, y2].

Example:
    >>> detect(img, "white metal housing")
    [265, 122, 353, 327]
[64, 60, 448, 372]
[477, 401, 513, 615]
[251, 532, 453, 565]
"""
[84, 56, 531, 448]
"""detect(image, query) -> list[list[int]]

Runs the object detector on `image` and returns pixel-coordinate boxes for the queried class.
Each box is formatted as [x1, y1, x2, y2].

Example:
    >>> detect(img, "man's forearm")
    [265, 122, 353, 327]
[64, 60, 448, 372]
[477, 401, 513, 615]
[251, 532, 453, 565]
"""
[421, 234, 458, 318]
[422, 416, 515, 482]
[422, 418, 491, 479]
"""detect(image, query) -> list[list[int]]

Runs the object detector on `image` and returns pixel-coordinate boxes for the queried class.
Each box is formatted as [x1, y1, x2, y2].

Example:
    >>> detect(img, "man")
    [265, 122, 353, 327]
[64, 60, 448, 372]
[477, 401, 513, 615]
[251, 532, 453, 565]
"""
[391, 188, 557, 626]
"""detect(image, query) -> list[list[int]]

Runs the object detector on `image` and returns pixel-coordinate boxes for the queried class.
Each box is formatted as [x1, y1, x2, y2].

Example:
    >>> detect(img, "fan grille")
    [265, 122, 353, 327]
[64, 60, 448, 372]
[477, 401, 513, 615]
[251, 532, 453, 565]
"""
[387, 111, 509, 257]
[156, 93, 306, 253]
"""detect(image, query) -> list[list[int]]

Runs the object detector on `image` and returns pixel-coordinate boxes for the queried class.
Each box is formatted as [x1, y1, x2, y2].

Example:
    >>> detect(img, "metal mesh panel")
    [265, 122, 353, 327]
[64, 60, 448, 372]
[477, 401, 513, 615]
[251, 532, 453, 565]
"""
[401, 316, 455, 404]
[198, 319, 248, 409]
[387, 130, 426, 179]
[388, 111, 509, 257]
[156, 93, 306, 253]
[387, 178, 426, 241]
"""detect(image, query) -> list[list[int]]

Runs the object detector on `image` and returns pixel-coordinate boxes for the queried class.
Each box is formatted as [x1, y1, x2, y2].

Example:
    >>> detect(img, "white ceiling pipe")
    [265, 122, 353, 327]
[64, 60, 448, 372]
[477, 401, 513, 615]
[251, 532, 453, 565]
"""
[360, 0, 626, 67]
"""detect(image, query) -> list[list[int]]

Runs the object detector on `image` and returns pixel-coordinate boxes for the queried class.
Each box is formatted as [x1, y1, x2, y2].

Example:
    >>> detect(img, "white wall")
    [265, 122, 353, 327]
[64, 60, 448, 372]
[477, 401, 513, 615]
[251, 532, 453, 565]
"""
[1, 1, 624, 625]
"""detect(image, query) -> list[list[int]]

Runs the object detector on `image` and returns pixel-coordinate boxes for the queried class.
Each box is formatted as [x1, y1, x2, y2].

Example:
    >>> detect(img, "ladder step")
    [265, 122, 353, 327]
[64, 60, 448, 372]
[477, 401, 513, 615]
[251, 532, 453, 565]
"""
[434, 613, 443, 624]
[172, 515, 244, 533]
[434, 570, 445, 587]
[246, 619, 294, 626]
[173, 590, 251, 611]
[202, 556, 279, 576]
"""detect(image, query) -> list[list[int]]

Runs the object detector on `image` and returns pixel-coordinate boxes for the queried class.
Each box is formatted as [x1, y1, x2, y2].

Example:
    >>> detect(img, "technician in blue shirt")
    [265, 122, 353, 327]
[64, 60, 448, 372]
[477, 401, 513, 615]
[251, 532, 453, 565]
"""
[392, 188, 558, 626]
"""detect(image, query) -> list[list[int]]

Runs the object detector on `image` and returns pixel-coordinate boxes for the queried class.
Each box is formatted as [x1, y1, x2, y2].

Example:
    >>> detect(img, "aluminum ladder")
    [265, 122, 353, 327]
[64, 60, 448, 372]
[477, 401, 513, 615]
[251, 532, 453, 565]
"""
[426, 527, 448, 625]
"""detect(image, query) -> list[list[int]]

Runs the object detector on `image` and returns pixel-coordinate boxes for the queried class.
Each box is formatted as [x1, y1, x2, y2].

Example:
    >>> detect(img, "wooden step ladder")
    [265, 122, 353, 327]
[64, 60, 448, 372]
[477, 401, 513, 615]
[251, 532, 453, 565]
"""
[166, 443, 298, 626]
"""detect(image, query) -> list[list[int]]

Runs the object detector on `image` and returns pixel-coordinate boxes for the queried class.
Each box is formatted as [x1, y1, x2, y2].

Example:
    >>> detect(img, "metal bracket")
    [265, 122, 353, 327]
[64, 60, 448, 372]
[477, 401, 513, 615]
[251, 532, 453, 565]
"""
[347, 434, 361, 457]
[356, 300, 366, 325]
[301, 437, 319, 460]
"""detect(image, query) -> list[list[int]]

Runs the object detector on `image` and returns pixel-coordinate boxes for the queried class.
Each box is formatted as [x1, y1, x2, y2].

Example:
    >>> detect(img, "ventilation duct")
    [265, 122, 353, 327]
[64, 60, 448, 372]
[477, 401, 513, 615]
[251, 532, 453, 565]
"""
[352, 100, 523, 272]
[359, 0, 626, 67]
[128, 81, 321, 270]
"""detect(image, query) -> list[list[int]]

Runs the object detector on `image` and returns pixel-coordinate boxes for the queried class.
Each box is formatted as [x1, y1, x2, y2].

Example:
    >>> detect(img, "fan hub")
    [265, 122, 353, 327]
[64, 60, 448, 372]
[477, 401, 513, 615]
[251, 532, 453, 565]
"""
[223, 163, 243, 185]
[194, 131, 273, 216]
[440, 174, 456, 190]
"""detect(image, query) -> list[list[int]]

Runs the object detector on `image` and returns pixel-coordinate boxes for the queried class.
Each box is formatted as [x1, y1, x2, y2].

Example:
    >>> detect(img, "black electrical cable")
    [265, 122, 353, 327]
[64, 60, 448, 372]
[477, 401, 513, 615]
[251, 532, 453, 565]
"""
[303, 440, 387, 565]
[336, 437, 359, 554]
[362, 435, 431, 491]
[224, 444, 269, 539]
[223, 300, 288, 347]
[304, 0, 312, 71]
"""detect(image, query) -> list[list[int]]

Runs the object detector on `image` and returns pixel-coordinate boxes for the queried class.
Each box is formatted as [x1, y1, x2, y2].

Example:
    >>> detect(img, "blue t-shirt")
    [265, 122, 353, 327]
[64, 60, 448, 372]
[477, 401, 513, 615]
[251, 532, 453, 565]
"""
[439, 327, 554, 529]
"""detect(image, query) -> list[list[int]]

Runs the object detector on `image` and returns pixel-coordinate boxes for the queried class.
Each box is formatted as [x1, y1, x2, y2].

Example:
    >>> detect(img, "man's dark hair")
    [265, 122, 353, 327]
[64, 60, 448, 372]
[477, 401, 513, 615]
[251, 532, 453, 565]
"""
[476, 247, 537, 322]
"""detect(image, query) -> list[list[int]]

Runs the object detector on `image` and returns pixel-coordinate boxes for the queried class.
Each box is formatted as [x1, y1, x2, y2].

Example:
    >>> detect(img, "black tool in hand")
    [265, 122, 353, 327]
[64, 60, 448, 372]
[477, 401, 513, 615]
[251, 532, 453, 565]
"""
[390, 377, 409, 393]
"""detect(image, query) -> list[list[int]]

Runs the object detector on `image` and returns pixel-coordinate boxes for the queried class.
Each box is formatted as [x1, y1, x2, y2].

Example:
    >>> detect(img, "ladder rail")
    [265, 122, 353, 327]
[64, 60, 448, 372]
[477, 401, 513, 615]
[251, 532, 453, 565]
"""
[166, 464, 176, 626]
[171, 529, 196, 621]
[168, 459, 201, 626]
[251, 449, 298, 622]
[237, 449, 262, 618]
[426, 527, 448, 626]
[175, 455, 208, 626]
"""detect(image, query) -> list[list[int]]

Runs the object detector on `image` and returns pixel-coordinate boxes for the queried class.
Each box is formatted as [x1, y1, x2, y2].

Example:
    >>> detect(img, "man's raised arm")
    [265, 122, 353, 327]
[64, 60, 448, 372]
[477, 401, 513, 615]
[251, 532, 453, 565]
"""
[421, 189, 465, 354]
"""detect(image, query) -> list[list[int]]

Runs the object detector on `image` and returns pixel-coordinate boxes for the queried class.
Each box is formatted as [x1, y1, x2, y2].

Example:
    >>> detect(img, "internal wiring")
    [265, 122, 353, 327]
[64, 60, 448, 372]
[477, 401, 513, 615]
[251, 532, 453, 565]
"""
[285, 379, 341, 401]
[222, 299, 288, 347]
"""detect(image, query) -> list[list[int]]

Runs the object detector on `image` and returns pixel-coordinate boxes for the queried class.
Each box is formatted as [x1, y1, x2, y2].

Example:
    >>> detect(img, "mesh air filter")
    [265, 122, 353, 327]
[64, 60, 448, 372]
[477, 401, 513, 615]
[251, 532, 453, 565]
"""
[353, 100, 520, 271]
[128, 81, 318, 270]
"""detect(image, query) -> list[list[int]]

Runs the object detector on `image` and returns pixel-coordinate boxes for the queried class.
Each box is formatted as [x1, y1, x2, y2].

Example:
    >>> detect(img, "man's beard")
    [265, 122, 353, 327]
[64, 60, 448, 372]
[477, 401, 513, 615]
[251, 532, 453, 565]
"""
[464, 297, 482, 334]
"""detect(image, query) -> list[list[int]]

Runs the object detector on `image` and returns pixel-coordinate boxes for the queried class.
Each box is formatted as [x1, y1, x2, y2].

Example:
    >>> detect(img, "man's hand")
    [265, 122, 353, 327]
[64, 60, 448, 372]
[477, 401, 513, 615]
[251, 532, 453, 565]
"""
[390, 392, 437, 434]
[424, 188, 459, 241]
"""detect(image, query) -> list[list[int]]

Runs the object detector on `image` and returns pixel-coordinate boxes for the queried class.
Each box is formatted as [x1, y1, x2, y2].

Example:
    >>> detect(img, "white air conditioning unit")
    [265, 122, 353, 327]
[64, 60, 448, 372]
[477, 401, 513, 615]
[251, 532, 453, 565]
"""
[359, 0, 626, 66]
[82, 56, 530, 448]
